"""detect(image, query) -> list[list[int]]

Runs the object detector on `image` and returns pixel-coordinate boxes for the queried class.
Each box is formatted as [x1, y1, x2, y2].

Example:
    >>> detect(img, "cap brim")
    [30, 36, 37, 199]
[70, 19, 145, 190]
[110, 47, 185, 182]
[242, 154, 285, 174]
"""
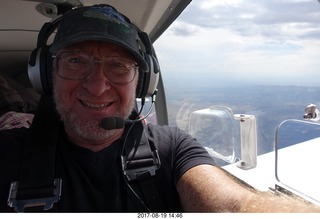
[50, 32, 149, 72]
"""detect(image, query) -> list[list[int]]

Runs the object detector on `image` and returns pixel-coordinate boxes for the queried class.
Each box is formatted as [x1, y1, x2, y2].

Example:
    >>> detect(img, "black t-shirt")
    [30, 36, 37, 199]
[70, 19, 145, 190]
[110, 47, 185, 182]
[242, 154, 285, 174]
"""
[0, 123, 215, 212]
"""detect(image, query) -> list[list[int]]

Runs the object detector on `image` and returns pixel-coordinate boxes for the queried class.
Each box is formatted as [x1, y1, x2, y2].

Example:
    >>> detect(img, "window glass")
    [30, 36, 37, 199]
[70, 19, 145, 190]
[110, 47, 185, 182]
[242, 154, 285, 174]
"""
[154, 0, 320, 156]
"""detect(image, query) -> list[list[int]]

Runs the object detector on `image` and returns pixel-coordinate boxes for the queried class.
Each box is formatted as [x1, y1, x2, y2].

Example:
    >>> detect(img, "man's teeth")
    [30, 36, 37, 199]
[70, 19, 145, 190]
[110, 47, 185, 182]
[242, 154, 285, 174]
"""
[83, 101, 112, 108]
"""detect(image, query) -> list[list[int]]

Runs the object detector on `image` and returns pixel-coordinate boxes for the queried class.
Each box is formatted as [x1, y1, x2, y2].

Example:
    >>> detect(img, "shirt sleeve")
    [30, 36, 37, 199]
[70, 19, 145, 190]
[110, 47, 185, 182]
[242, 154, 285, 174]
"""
[147, 124, 216, 185]
[172, 126, 216, 183]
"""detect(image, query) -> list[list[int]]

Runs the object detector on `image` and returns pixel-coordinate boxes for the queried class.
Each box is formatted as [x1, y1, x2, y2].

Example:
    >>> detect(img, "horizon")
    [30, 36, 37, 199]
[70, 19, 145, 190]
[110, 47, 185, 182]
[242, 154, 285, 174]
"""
[162, 72, 320, 89]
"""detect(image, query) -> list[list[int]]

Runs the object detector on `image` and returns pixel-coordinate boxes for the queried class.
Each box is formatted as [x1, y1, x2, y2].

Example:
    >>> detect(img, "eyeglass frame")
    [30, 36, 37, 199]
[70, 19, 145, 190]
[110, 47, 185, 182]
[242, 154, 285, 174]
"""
[51, 51, 139, 85]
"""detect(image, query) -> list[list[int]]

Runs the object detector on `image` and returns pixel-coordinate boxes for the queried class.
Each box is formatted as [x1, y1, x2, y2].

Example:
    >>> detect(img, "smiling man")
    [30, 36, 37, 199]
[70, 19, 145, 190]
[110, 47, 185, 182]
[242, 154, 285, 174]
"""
[52, 42, 138, 151]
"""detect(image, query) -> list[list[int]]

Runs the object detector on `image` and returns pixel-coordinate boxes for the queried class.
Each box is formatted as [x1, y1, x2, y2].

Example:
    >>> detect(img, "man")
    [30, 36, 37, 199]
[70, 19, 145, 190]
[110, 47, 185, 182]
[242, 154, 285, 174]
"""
[0, 4, 319, 212]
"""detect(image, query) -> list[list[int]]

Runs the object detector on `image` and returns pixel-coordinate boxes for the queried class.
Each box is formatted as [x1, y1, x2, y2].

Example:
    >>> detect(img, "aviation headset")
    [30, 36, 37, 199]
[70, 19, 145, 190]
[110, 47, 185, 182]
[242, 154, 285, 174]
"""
[28, 9, 160, 99]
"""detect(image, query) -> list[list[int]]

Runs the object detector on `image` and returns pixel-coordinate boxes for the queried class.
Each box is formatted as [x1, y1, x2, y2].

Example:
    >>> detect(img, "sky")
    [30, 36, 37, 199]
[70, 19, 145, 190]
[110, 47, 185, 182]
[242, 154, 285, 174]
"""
[153, 0, 320, 87]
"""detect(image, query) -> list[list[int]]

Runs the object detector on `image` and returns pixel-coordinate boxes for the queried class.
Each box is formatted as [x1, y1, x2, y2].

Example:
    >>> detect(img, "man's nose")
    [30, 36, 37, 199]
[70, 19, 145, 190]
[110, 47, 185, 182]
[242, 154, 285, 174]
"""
[82, 63, 112, 96]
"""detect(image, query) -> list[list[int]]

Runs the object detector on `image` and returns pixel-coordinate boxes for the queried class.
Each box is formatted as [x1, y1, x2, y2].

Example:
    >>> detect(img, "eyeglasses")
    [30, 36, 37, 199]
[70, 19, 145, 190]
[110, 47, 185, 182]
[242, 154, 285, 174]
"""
[52, 51, 139, 84]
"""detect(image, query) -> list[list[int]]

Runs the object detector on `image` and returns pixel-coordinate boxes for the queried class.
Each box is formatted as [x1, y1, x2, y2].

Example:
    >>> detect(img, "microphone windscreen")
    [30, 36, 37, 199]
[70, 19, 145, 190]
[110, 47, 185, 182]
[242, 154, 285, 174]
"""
[115, 117, 125, 129]
[101, 117, 125, 130]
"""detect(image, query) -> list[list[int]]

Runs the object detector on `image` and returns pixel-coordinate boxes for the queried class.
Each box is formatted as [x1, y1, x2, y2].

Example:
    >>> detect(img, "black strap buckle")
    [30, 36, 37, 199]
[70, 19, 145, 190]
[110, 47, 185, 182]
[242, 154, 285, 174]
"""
[121, 150, 161, 181]
[7, 178, 62, 212]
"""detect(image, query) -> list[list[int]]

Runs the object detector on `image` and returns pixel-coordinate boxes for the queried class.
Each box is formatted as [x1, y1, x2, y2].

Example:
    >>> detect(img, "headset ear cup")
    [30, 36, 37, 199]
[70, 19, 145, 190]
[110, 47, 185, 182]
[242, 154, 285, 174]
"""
[148, 55, 160, 94]
[136, 68, 145, 98]
[135, 54, 159, 99]
[28, 17, 62, 96]
[28, 46, 53, 96]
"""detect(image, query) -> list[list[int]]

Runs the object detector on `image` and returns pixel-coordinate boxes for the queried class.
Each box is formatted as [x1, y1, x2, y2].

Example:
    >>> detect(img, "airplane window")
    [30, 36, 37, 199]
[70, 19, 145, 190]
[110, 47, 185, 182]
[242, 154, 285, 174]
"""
[154, 0, 320, 158]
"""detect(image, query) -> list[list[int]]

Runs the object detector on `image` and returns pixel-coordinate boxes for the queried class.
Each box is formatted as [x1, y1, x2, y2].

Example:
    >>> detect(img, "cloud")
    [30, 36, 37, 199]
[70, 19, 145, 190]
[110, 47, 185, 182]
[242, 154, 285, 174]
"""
[154, 0, 320, 86]
[170, 0, 320, 40]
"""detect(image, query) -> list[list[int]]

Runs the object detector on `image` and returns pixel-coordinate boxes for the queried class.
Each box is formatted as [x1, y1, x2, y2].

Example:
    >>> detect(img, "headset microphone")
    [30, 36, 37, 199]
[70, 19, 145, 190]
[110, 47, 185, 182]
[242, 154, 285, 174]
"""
[100, 90, 158, 130]
[100, 117, 125, 130]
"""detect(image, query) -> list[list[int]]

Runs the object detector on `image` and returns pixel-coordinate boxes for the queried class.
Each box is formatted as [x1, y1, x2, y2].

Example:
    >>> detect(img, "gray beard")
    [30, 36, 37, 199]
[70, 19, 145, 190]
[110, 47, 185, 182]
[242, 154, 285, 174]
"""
[53, 92, 135, 143]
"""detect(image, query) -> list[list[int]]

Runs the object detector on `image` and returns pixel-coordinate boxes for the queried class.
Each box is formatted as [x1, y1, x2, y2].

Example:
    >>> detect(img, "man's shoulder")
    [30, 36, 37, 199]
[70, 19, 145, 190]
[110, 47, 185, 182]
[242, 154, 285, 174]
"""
[146, 123, 183, 134]
[146, 123, 192, 141]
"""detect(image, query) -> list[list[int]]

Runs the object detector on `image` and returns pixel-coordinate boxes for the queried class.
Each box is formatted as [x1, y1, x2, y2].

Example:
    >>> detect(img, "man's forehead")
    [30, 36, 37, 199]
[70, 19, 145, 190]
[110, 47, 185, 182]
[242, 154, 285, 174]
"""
[58, 41, 134, 57]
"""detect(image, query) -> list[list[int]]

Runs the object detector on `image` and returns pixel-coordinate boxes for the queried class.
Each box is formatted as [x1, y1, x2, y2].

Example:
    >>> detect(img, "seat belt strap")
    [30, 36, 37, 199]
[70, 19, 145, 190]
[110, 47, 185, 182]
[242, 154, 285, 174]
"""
[122, 121, 164, 211]
[7, 96, 62, 212]
[136, 171, 164, 211]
